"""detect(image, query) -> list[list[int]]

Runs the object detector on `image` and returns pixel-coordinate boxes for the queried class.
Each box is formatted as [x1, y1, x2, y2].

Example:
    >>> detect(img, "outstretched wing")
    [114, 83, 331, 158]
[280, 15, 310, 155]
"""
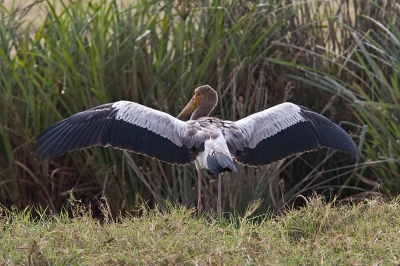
[233, 102, 361, 166]
[32, 101, 197, 165]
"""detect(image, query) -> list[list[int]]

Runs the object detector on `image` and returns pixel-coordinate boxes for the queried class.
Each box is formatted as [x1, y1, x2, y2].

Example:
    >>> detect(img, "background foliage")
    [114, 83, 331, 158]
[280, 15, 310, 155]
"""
[0, 0, 399, 217]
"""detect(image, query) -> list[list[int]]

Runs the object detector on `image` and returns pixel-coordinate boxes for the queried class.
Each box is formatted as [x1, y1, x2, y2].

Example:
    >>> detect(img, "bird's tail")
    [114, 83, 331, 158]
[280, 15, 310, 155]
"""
[207, 153, 237, 174]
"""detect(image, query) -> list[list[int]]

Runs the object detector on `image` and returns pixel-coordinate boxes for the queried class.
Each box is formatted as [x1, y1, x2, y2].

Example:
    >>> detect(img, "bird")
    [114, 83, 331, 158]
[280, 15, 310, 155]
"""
[32, 85, 361, 215]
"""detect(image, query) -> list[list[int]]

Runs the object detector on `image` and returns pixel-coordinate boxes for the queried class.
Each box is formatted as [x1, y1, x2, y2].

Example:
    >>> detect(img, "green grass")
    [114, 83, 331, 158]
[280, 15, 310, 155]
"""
[1, 195, 399, 265]
[275, 1, 400, 197]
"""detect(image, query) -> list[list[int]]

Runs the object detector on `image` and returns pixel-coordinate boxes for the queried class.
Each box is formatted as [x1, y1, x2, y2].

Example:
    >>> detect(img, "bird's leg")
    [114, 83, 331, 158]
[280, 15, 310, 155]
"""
[197, 169, 202, 217]
[217, 173, 222, 215]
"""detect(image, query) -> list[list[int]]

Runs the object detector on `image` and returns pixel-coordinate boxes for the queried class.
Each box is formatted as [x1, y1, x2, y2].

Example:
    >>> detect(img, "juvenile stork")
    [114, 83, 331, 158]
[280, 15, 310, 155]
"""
[32, 85, 361, 215]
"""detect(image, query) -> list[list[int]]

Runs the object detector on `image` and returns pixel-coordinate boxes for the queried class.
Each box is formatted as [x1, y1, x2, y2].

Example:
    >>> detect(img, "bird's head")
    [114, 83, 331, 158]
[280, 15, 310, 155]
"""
[177, 85, 218, 120]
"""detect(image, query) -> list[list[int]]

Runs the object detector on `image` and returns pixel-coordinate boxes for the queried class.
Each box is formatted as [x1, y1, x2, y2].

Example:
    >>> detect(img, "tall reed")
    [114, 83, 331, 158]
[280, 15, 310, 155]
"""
[0, 0, 397, 216]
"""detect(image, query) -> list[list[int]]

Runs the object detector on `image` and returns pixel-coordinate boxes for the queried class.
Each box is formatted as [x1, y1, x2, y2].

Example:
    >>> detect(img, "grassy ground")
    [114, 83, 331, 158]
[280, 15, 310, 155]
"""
[1, 196, 399, 265]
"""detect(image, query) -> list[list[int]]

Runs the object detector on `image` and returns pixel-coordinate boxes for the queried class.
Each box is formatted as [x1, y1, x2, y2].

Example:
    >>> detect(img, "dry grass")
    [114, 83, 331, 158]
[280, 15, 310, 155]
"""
[1, 195, 399, 265]
[1, 0, 135, 26]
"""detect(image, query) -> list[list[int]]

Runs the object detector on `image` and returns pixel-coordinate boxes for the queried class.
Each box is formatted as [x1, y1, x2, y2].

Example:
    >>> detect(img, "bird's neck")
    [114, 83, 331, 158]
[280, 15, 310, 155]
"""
[190, 108, 209, 120]
[190, 100, 218, 120]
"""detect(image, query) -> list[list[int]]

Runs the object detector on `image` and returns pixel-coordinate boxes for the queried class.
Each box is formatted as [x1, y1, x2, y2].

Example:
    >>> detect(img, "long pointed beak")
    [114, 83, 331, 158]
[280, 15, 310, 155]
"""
[177, 94, 200, 120]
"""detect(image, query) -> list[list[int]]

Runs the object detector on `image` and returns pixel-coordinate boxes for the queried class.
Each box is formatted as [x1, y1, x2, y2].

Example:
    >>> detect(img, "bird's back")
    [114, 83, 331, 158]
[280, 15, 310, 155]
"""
[183, 117, 239, 174]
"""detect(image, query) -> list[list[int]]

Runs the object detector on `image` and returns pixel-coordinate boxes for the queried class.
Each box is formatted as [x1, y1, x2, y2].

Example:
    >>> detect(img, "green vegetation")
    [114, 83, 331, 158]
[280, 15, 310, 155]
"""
[0, 0, 399, 217]
[1, 196, 399, 265]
